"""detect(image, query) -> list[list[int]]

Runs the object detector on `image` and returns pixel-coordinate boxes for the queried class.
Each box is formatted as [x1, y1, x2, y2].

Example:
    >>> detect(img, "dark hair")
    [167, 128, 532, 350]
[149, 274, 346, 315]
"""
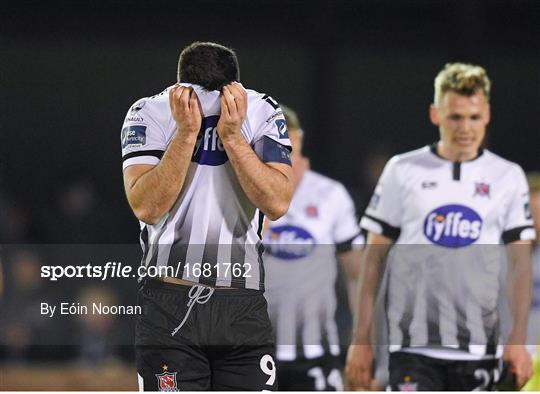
[177, 42, 240, 91]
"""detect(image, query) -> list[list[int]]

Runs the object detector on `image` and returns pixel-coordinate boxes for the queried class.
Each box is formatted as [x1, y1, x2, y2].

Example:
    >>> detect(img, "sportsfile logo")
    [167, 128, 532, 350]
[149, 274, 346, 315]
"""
[423, 204, 482, 247]
[264, 225, 315, 260]
[192, 115, 229, 166]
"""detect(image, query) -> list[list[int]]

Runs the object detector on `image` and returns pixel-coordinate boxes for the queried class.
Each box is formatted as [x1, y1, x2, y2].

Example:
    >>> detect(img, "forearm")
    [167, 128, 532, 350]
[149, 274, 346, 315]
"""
[506, 242, 533, 343]
[127, 131, 198, 223]
[352, 244, 388, 343]
[221, 134, 292, 220]
[339, 249, 363, 312]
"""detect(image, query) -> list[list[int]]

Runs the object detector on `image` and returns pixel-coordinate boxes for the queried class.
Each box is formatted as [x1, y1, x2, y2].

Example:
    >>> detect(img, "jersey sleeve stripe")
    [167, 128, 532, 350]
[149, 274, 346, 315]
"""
[501, 225, 535, 244]
[122, 150, 165, 169]
[122, 150, 165, 162]
[122, 156, 160, 170]
[361, 214, 401, 240]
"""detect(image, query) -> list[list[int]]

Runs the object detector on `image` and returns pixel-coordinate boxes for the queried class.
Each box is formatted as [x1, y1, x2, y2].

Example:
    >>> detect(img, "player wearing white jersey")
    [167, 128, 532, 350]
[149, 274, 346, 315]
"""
[346, 63, 535, 391]
[121, 42, 293, 391]
[263, 106, 363, 391]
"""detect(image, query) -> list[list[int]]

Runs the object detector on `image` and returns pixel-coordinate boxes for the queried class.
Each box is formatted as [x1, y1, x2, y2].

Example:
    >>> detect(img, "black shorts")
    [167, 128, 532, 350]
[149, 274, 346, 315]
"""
[277, 354, 343, 391]
[135, 279, 277, 391]
[389, 351, 499, 391]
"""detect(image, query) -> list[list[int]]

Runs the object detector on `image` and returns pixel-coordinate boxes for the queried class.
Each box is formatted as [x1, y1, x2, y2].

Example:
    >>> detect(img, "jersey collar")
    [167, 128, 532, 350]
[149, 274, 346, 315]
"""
[429, 142, 484, 163]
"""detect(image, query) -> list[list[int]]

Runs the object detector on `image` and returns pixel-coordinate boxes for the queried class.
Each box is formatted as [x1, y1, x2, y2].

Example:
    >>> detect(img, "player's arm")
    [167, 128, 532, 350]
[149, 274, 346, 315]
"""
[217, 83, 293, 220]
[123, 86, 201, 225]
[504, 239, 534, 388]
[339, 249, 363, 313]
[345, 232, 393, 390]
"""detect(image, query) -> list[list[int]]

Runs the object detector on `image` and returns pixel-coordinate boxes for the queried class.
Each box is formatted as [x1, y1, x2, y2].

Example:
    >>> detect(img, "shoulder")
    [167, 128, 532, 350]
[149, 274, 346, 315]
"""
[482, 149, 526, 180]
[124, 86, 172, 126]
[246, 88, 282, 120]
[391, 145, 432, 166]
[305, 170, 351, 200]
[380, 146, 432, 178]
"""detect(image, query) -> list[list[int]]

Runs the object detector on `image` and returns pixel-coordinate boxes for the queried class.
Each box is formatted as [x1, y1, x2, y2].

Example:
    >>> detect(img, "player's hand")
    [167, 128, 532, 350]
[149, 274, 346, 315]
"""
[216, 82, 247, 142]
[345, 344, 374, 390]
[169, 85, 202, 137]
[503, 344, 533, 388]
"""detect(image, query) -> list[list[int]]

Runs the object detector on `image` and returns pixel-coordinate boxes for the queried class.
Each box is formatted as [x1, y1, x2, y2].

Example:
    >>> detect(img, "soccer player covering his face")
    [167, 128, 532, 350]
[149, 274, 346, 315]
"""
[263, 106, 363, 391]
[121, 42, 293, 391]
[345, 63, 535, 391]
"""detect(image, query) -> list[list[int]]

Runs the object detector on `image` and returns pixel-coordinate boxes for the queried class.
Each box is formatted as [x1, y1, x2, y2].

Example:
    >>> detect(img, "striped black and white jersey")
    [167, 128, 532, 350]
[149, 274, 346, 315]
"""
[263, 170, 361, 361]
[121, 84, 291, 290]
[360, 144, 535, 359]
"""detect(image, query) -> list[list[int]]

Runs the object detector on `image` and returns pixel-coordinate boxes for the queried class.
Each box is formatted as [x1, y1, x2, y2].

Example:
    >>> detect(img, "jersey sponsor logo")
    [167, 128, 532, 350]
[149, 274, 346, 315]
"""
[125, 115, 143, 123]
[421, 181, 437, 189]
[423, 204, 482, 247]
[121, 125, 147, 148]
[192, 115, 229, 166]
[264, 109, 283, 124]
[525, 202, 532, 220]
[368, 193, 380, 210]
[264, 225, 315, 260]
[275, 119, 289, 139]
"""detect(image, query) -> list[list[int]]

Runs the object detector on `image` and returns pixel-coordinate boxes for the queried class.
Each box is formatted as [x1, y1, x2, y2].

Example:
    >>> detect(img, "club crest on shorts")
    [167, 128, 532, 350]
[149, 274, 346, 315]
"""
[155, 371, 178, 391]
[398, 376, 418, 391]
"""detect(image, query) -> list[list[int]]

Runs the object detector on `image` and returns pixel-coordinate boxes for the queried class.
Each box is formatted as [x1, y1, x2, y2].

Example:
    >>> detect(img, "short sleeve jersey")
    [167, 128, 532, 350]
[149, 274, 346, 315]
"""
[121, 84, 291, 290]
[360, 145, 535, 357]
[263, 170, 361, 361]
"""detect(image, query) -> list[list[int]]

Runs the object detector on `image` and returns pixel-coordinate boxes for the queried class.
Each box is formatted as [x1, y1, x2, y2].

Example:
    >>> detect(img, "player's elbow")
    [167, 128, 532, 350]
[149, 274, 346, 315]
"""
[132, 205, 162, 225]
[265, 199, 291, 221]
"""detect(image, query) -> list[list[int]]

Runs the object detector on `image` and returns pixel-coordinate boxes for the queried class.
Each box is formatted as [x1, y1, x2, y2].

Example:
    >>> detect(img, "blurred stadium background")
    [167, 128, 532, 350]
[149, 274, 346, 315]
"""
[1, 0, 540, 390]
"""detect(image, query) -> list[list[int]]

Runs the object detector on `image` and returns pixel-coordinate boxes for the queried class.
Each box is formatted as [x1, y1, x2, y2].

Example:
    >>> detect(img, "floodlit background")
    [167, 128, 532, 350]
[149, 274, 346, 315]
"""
[1, 0, 539, 390]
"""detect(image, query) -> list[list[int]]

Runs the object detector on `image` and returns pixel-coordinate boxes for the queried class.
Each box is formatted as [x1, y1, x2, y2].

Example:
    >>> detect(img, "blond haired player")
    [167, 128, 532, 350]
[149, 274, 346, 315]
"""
[346, 63, 535, 390]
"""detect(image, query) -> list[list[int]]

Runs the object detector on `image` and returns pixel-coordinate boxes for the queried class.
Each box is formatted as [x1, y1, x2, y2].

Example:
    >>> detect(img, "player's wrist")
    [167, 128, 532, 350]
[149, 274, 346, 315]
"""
[351, 330, 371, 345]
[219, 131, 245, 148]
[173, 127, 199, 143]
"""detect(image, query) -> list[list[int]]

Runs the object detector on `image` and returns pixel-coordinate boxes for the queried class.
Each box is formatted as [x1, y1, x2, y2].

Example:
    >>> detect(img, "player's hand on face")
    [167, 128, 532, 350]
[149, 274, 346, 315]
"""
[345, 344, 374, 390]
[169, 85, 202, 136]
[217, 82, 247, 142]
[503, 344, 533, 388]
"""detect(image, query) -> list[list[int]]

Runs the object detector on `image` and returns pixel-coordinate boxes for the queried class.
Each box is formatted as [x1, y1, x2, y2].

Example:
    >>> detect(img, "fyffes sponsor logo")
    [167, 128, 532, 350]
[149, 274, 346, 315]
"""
[265, 225, 315, 260]
[192, 115, 229, 166]
[423, 204, 482, 247]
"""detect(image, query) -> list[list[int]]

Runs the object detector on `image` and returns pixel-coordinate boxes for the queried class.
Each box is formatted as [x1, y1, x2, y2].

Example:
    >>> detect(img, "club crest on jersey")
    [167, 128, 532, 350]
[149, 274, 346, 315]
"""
[121, 125, 147, 148]
[264, 225, 316, 260]
[155, 371, 178, 391]
[474, 182, 490, 198]
[423, 204, 482, 247]
[275, 119, 289, 139]
[305, 204, 318, 218]
[192, 115, 229, 166]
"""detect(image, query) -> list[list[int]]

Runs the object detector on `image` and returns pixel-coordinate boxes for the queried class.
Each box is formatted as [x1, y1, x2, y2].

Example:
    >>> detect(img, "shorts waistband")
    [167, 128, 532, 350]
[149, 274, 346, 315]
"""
[142, 278, 262, 296]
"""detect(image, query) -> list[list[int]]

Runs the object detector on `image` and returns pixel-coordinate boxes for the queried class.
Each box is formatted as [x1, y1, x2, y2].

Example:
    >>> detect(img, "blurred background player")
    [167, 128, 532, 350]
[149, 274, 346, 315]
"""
[346, 63, 535, 390]
[121, 42, 293, 391]
[522, 172, 540, 390]
[264, 105, 363, 391]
